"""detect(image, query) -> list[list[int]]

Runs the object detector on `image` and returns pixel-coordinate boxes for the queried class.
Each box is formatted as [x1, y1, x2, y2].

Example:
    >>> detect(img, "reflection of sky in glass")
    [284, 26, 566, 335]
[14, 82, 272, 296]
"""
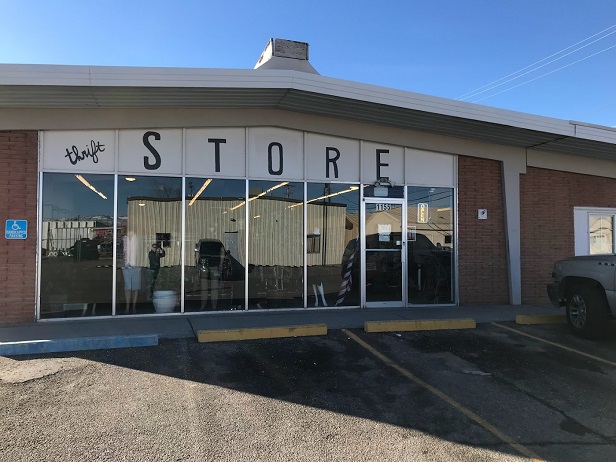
[42, 173, 114, 220]
[249, 180, 302, 200]
[307, 183, 360, 214]
[186, 177, 245, 199]
[43, 175, 399, 220]
[407, 186, 453, 209]
[117, 176, 182, 215]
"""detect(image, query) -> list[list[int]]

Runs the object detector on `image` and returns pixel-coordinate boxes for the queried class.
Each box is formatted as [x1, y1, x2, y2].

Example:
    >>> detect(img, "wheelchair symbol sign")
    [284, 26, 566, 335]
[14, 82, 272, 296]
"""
[5, 220, 27, 239]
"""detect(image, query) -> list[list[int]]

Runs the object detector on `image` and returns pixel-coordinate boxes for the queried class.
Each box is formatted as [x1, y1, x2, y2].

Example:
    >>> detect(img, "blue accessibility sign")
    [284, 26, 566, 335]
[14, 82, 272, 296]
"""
[5, 220, 28, 240]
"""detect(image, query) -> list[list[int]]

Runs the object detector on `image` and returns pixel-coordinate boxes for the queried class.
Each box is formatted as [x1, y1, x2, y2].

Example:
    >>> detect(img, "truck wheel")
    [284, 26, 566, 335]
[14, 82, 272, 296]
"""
[566, 284, 608, 339]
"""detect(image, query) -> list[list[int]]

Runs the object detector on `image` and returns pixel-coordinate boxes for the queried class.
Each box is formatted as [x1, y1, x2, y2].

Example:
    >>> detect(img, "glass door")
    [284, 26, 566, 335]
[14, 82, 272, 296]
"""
[363, 199, 405, 307]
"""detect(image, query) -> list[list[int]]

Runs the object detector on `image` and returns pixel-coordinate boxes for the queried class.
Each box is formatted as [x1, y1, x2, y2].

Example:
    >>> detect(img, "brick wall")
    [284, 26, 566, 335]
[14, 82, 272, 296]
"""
[520, 167, 616, 304]
[457, 156, 509, 304]
[0, 131, 38, 324]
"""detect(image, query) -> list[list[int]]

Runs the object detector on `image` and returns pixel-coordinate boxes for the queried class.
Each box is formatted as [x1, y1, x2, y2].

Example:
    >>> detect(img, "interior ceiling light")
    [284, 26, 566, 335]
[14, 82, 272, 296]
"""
[229, 181, 289, 212]
[138, 203, 145, 207]
[289, 185, 359, 208]
[188, 178, 212, 206]
[75, 174, 107, 200]
[125, 177, 136, 182]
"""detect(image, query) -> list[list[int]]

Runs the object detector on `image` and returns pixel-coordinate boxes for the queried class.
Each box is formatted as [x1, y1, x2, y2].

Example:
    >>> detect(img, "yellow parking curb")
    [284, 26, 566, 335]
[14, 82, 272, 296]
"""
[516, 314, 566, 325]
[197, 324, 328, 343]
[364, 318, 476, 333]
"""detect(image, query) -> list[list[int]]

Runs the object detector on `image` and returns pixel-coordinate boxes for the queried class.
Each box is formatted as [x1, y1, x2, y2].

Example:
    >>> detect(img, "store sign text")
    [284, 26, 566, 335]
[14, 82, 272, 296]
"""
[64, 140, 106, 165]
[42, 128, 455, 187]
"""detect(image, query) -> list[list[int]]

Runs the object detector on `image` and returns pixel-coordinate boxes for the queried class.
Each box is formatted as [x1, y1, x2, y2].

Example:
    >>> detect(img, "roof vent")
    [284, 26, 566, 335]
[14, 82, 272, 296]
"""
[254, 38, 319, 74]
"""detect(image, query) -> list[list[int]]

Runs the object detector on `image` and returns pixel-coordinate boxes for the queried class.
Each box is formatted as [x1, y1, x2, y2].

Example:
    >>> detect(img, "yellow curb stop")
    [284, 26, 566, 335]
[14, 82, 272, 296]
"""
[364, 318, 476, 333]
[197, 323, 328, 343]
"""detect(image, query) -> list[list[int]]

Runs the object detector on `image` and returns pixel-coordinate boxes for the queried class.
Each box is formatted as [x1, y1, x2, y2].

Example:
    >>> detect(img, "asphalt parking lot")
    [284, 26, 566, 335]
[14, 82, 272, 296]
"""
[1, 322, 616, 462]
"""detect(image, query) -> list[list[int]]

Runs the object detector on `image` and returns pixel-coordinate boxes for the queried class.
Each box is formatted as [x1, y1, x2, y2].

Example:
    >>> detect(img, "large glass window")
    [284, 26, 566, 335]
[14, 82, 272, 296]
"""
[117, 175, 182, 315]
[184, 178, 246, 311]
[40, 173, 115, 318]
[247, 180, 303, 309]
[40, 173, 457, 314]
[407, 187, 455, 304]
[306, 183, 360, 307]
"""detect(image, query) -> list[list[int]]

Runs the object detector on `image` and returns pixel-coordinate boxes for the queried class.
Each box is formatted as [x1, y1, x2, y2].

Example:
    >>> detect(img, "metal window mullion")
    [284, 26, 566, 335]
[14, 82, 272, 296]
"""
[36, 132, 44, 320]
[402, 186, 407, 307]
[244, 128, 249, 310]
[453, 155, 459, 305]
[180, 181, 185, 314]
[112, 172, 118, 316]
[303, 181, 307, 308]
[112, 129, 120, 316]
[180, 129, 186, 313]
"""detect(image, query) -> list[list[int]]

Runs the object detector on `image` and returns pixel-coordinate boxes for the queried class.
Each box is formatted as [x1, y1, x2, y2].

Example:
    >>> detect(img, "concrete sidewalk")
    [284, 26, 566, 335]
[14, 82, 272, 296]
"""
[0, 303, 559, 346]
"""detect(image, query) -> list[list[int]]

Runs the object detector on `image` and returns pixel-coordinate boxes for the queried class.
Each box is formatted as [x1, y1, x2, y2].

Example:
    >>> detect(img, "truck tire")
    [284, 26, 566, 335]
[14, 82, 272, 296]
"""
[566, 284, 609, 339]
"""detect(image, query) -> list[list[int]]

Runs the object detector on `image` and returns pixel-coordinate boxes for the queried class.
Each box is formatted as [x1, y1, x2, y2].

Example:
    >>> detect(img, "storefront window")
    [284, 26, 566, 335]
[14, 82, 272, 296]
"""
[407, 186, 454, 304]
[184, 178, 246, 311]
[117, 175, 182, 315]
[40, 173, 115, 318]
[247, 180, 303, 308]
[306, 183, 360, 307]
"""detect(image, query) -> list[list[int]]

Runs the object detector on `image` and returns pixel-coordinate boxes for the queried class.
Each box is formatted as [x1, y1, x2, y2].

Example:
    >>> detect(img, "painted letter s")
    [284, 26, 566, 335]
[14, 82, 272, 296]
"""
[143, 131, 162, 170]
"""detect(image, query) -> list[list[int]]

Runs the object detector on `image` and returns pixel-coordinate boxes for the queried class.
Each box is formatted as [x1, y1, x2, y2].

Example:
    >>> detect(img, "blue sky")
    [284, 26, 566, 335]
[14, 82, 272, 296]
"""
[1, 1, 615, 126]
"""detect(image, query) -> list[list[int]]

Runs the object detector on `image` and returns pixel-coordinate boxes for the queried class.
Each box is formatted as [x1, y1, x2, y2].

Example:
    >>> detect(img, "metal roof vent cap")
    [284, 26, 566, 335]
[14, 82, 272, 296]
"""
[254, 38, 319, 74]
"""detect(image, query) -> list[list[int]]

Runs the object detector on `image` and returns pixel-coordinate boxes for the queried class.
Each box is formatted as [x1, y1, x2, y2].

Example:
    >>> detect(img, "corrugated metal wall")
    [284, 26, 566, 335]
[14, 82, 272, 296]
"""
[126, 198, 348, 268]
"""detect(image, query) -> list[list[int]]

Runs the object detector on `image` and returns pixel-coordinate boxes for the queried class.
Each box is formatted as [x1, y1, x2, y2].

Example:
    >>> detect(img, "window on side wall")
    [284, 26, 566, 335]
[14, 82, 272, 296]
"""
[574, 208, 616, 255]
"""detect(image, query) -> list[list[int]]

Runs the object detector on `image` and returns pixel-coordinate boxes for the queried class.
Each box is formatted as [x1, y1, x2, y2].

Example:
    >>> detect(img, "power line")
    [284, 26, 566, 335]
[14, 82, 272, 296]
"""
[470, 42, 616, 103]
[457, 24, 616, 101]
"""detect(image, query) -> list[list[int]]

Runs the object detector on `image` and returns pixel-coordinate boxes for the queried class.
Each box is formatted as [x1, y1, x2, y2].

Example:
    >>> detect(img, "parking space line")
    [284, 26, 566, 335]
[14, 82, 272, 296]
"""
[492, 323, 616, 367]
[342, 329, 543, 461]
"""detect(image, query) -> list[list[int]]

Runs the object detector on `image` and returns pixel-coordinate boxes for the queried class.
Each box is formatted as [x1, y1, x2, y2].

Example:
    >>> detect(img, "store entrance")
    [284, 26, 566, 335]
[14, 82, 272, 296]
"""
[363, 198, 406, 307]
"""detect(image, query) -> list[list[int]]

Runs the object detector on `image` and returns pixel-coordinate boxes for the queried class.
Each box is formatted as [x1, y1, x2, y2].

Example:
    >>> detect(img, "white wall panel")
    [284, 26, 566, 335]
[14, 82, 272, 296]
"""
[42, 130, 115, 172]
[118, 129, 182, 175]
[185, 128, 245, 178]
[405, 148, 455, 187]
[305, 133, 360, 182]
[361, 142, 404, 185]
[248, 128, 303, 180]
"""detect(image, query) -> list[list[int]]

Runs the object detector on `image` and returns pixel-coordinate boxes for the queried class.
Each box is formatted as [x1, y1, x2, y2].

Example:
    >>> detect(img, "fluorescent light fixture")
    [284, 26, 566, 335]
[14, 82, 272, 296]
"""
[138, 203, 145, 207]
[188, 178, 212, 206]
[125, 177, 136, 182]
[229, 201, 246, 211]
[75, 175, 107, 200]
[289, 186, 359, 208]
[229, 181, 289, 211]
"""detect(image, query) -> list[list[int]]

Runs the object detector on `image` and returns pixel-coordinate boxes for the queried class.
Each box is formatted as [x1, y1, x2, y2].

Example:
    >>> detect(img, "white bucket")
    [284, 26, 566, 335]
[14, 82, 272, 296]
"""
[152, 290, 177, 313]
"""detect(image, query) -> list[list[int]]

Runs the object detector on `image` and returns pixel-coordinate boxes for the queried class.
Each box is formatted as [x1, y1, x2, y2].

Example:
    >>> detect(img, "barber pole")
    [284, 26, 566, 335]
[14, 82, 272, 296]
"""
[335, 240, 357, 306]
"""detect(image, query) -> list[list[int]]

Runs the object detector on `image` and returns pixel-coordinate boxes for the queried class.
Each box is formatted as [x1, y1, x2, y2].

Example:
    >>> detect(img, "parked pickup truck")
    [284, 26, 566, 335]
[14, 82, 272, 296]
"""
[547, 255, 616, 338]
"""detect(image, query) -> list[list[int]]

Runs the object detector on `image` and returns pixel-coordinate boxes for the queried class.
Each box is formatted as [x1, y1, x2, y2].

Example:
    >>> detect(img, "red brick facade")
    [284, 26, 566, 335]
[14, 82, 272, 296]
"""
[520, 167, 616, 305]
[0, 131, 38, 324]
[457, 156, 509, 304]
[4, 132, 609, 322]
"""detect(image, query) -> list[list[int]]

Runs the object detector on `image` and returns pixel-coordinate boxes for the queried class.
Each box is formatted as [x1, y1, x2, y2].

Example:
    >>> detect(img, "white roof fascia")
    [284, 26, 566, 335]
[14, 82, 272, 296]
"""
[1, 63, 615, 145]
